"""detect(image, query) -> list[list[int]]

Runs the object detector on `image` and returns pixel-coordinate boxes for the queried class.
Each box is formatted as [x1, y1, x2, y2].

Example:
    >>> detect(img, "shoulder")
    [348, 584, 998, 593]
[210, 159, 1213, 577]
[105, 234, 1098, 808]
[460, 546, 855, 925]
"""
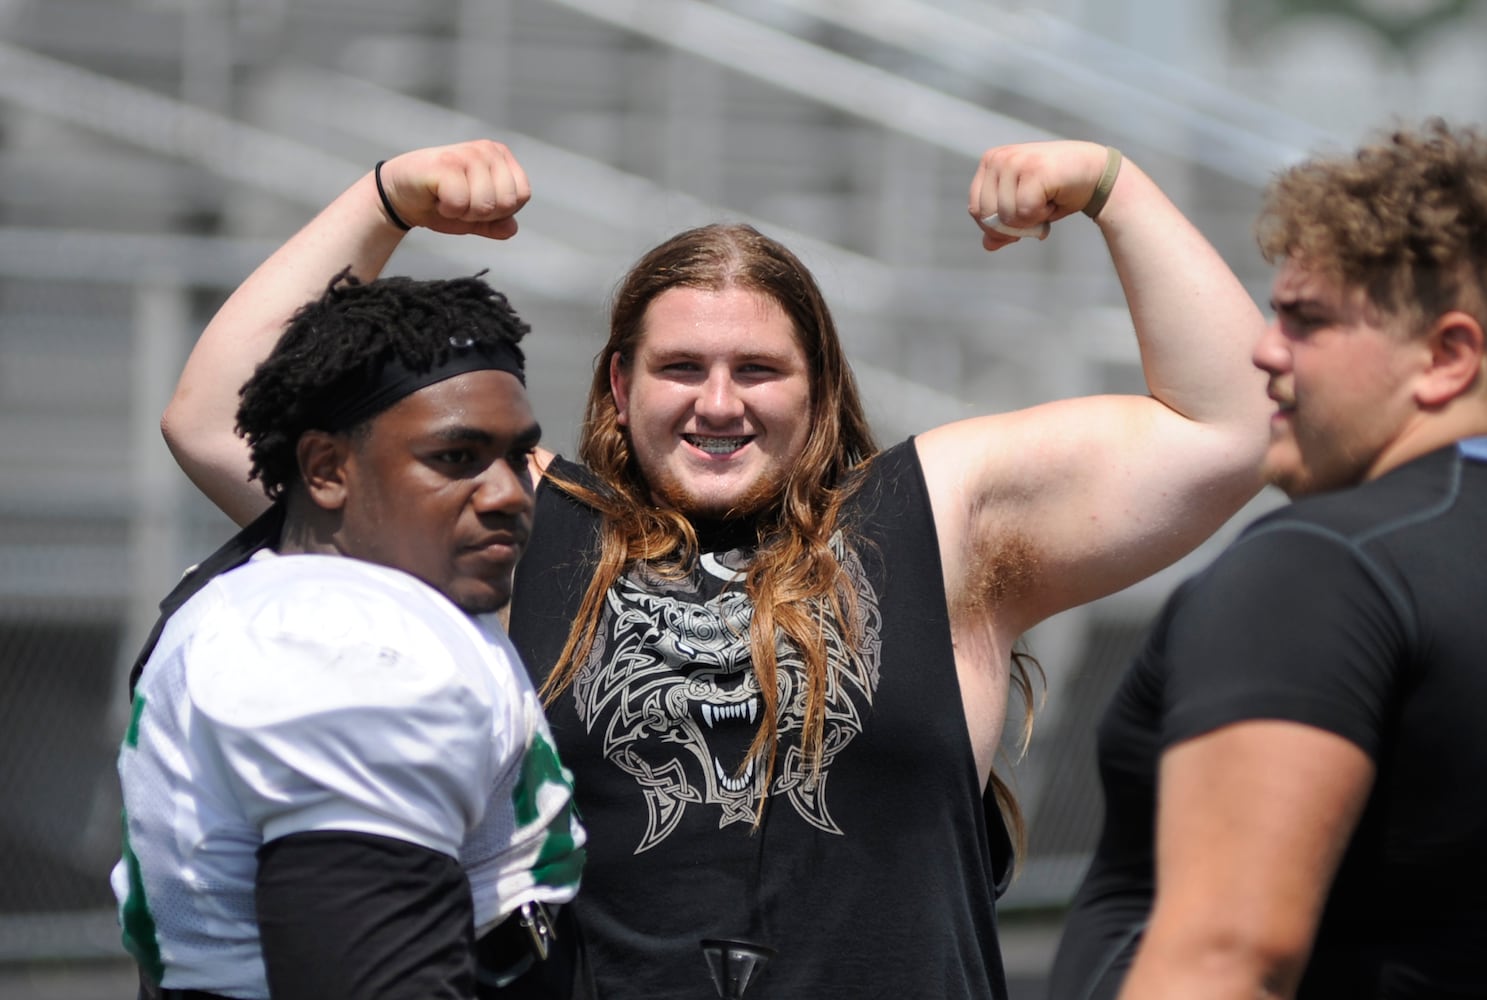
[1155, 499, 1413, 752]
[1217, 461, 1452, 607]
[214, 554, 475, 642]
[536, 454, 604, 499]
[1250, 444, 1465, 542]
[1167, 484, 1429, 667]
[868, 438, 919, 478]
[1189, 507, 1395, 623]
[185, 555, 503, 730]
[524, 457, 605, 562]
[171, 557, 526, 849]
[843, 438, 918, 507]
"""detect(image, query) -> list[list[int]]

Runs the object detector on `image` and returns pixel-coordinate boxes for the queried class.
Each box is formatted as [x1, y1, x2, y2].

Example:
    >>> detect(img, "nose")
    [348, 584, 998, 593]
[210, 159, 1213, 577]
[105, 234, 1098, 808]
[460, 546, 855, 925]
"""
[1251, 318, 1289, 375]
[696, 366, 746, 423]
[472, 458, 534, 517]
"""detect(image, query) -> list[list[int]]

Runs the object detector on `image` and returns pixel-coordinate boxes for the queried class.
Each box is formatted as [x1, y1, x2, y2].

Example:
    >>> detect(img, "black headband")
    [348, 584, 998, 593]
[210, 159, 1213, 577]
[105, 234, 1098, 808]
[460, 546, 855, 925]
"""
[316, 334, 526, 432]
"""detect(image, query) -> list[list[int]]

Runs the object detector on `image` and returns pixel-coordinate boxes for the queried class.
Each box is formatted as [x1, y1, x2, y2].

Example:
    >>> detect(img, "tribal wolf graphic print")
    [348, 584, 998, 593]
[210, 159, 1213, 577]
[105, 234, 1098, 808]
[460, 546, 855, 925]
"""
[570, 533, 883, 853]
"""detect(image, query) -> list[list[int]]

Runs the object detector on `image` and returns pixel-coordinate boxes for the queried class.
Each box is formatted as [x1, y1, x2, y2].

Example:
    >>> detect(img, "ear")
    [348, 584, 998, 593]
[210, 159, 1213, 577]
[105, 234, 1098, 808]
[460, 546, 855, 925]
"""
[610, 352, 631, 427]
[1414, 310, 1485, 408]
[296, 431, 352, 511]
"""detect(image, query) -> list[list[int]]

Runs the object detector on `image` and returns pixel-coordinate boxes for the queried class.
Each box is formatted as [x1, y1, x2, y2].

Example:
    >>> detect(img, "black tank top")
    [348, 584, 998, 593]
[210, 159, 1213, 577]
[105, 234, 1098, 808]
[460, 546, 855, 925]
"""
[508, 439, 1012, 999]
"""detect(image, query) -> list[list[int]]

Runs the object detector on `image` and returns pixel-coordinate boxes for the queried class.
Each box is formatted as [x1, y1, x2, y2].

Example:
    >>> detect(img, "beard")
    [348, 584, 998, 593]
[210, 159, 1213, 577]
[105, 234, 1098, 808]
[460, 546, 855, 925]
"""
[443, 575, 513, 617]
[647, 463, 789, 521]
[1261, 424, 1373, 500]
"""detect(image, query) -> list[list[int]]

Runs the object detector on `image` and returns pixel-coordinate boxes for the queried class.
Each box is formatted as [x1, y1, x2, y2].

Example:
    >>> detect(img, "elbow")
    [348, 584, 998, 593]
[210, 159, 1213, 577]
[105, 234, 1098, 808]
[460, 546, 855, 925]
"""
[1206, 425, 1271, 509]
[160, 393, 225, 500]
[160, 386, 225, 472]
[159, 392, 268, 529]
[159, 395, 195, 466]
[1222, 451, 1270, 510]
[1198, 934, 1308, 999]
[1130, 921, 1312, 1000]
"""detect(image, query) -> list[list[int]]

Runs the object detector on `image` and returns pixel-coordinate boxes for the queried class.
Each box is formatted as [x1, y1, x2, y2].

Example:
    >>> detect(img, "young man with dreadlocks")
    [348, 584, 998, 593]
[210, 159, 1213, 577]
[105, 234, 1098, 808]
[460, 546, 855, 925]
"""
[114, 273, 586, 1000]
[160, 138, 1270, 998]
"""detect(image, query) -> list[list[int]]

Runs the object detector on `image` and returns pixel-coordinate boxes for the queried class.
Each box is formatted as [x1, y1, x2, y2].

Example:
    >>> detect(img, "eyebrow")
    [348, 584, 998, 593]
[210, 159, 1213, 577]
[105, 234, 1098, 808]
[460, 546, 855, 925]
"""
[430, 421, 543, 448]
[514, 423, 543, 449]
[648, 344, 797, 363]
[1269, 296, 1326, 316]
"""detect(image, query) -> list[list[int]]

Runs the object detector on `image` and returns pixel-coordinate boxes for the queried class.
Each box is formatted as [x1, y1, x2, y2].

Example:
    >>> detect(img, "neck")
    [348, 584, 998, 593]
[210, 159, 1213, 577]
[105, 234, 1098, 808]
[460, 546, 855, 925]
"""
[276, 491, 340, 557]
[1367, 401, 1487, 481]
[689, 514, 761, 554]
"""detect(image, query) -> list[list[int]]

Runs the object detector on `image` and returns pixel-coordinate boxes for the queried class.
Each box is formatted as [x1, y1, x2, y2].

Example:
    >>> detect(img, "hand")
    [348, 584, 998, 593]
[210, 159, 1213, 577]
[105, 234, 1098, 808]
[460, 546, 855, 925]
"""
[967, 140, 1110, 250]
[377, 140, 531, 240]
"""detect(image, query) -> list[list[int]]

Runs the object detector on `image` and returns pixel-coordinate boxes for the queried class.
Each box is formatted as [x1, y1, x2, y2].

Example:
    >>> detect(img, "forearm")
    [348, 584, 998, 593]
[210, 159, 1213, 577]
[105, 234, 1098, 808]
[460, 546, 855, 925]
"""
[163, 170, 406, 525]
[1096, 159, 1269, 435]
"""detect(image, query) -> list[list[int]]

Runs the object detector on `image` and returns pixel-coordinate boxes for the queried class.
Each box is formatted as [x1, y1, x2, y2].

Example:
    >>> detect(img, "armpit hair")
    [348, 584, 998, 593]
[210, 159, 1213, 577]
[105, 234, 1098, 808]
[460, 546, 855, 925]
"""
[948, 526, 1040, 622]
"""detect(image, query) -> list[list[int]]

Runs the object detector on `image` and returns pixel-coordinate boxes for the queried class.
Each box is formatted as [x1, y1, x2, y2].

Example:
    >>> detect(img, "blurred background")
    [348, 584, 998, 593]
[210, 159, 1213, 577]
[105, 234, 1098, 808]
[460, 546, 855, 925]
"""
[1, 0, 1482, 996]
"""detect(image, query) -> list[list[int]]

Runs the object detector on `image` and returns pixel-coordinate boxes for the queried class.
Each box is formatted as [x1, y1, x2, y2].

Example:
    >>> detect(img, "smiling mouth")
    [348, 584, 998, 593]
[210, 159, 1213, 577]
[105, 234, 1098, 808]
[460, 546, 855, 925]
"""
[685, 435, 752, 455]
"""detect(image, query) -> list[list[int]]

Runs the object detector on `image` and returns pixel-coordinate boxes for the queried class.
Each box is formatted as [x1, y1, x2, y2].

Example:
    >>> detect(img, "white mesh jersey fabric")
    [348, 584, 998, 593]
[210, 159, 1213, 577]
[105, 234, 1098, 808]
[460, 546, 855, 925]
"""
[112, 553, 583, 995]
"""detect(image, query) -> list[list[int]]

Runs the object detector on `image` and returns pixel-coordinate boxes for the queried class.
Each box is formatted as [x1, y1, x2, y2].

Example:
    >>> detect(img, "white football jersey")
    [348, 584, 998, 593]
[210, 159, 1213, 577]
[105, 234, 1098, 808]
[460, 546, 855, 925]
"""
[112, 553, 584, 997]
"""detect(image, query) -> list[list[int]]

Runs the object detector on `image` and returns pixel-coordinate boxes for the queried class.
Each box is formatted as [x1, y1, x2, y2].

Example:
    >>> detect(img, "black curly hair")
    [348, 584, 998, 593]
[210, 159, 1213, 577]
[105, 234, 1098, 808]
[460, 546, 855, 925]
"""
[236, 269, 530, 500]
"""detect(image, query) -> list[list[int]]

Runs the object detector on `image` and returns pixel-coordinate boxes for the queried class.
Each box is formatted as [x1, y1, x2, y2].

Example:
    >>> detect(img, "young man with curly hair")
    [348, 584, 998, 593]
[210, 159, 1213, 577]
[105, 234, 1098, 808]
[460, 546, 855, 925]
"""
[114, 274, 586, 1000]
[1049, 119, 1487, 1000]
[159, 138, 1271, 998]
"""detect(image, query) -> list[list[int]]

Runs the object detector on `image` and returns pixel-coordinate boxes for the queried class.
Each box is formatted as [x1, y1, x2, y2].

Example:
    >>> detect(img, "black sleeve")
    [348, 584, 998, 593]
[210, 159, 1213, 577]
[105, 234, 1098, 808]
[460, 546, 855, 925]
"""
[1161, 524, 1405, 757]
[255, 831, 475, 1000]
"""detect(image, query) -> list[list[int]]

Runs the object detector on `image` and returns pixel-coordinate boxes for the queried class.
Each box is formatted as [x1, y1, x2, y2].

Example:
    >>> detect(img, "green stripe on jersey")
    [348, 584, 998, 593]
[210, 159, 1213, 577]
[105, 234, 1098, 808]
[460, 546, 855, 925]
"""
[513, 733, 584, 888]
[124, 694, 146, 748]
[118, 809, 164, 983]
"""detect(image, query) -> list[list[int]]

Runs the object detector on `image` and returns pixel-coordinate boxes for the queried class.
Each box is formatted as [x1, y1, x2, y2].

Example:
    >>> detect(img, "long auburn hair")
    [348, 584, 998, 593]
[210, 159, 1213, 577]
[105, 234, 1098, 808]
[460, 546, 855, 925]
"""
[543, 223, 1037, 842]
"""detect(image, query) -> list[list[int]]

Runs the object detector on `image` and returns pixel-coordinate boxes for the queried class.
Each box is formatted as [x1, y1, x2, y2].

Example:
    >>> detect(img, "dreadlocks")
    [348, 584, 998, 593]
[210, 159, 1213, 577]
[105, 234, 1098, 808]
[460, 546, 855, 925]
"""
[236, 269, 529, 500]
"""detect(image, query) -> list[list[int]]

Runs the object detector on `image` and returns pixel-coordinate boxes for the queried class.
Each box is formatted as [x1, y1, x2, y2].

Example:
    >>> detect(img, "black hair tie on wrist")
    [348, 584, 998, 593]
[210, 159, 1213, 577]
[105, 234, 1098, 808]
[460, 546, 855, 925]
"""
[374, 160, 413, 231]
